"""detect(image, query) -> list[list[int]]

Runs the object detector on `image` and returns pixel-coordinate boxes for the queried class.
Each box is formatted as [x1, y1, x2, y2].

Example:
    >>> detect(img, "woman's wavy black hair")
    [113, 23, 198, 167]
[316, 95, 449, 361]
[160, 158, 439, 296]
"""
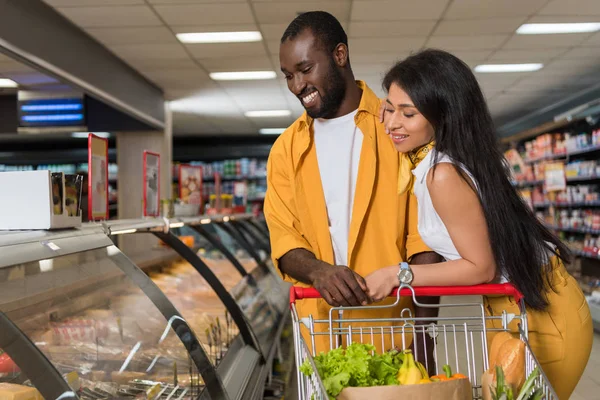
[383, 49, 571, 310]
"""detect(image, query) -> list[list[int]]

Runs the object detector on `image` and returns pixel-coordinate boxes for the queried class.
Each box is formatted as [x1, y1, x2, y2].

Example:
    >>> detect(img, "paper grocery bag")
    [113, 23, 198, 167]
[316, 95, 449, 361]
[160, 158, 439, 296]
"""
[337, 378, 472, 400]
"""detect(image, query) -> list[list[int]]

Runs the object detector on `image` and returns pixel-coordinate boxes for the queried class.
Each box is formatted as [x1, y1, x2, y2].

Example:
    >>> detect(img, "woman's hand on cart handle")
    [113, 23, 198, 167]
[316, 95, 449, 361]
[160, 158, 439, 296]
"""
[290, 283, 524, 305]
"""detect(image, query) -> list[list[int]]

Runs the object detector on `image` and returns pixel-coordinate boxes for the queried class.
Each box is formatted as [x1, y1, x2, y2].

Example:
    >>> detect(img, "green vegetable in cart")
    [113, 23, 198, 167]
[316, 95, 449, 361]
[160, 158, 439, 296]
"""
[299, 343, 404, 399]
[487, 365, 543, 400]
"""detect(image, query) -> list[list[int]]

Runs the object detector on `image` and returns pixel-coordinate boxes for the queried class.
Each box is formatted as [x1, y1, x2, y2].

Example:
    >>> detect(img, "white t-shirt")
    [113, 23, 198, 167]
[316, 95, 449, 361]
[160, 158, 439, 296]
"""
[313, 110, 363, 266]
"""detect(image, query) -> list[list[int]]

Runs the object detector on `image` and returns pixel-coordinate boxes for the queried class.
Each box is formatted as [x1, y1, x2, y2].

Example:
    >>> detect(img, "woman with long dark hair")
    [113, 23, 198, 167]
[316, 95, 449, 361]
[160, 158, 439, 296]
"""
[365, 49, 593, 399]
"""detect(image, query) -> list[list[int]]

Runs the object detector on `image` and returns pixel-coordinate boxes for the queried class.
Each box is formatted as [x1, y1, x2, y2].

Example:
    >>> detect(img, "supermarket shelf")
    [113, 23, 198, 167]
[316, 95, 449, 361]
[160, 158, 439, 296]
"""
[204, 175, 266, 182]
[173, 175, 266, 183]
[571, 248, 600, 261]
[546, 225, 600, 235]
[533, 202, 551, 208]
[588, 297, 600, 333]
[567, 145, 600, 157]
[566, 175, 600, 183]
[525, 146, 600, 161]
[535, 201, 600, 208]
[524, 153, 566, 164]
[513, 180, 544, 187]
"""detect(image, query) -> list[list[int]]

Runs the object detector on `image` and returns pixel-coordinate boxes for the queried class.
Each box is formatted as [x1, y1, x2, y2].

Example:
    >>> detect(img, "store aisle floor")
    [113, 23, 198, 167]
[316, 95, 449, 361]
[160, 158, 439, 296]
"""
[572, 332, 600, 399]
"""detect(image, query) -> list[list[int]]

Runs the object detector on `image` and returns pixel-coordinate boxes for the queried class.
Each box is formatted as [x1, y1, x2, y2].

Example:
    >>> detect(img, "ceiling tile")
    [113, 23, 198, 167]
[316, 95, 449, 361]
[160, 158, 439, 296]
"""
[426, 35, 508, 50]
[0, 54, 14, 63]
[444, 0, 547, 19]
[171, 24, 258, 34]
[153, 3, 254, 26]
[172, 113, 220, 135]
[86, 27, 177, 45]
[487, 48, 566, 63]
[143, 68, 210, 81]
[351, 63, 390, 77]
[583, 32, 600, 46]
[559, 48, 600, 61]
[260, 23, 290, 41]
[109, 44, 190, 60]
[261, 21, 349, 41]
[199, 56, 274, 72]
[538, 0, 600, 16]
[350, 37, 425, 53]
[224, 91, 288, 112]
[542, 58, 600, 73]
[170, 88, 243, 117]
[350, 0, 449, 21]
[44, 0, 143, 5]
[266, 40, 281, 55]
[446, 49, 494, 62]
[149, 0, 241, 4]
[502, 33, 594, 49]
[475, 72, 532, 90]
[348, 21, 436, 37]
[55, 5, 162, 28]
[0, 61, 36, 73]
[252, 1, 351, 24]
[186, 42, 268, 59]
[127, 58, 199, 71]
[350, 52, 412, 64]
[3, 72, 60, 86]
[204, 115, 260, 134]
[433, 17, 526, 36]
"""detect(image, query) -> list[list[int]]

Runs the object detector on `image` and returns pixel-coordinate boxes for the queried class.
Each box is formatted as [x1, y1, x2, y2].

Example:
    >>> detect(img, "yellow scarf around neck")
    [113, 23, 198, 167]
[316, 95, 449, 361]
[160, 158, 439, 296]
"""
[397, 141, 435, 195]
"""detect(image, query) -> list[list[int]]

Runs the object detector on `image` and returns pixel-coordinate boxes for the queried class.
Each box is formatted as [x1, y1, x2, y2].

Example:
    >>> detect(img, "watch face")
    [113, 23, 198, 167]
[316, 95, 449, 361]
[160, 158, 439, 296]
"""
[398, 269, 413, 284]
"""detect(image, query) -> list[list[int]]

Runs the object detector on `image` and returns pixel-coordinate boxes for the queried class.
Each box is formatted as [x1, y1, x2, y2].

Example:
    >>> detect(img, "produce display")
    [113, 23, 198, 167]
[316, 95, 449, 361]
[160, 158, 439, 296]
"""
[299, 343, 471, 400]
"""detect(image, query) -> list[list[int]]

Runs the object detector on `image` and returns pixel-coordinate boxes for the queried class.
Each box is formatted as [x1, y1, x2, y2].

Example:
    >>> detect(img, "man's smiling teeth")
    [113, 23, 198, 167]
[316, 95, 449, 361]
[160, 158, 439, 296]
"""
[302, 91, 317, 105]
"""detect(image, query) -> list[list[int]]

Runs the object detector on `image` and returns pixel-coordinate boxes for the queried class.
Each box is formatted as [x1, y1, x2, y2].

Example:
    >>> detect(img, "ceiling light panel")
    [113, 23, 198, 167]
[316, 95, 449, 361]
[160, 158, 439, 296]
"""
[245, 110, 291, 117]
[474, 63, 544, 73]
[177, 31, 262, 44]
[517, 23, 600, 35]
[209, 71, 276, 81]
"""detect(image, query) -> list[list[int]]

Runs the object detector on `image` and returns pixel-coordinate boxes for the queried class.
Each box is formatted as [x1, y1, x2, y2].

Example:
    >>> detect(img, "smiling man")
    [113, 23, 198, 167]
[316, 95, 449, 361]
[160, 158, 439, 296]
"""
[264, 11, 441, 356]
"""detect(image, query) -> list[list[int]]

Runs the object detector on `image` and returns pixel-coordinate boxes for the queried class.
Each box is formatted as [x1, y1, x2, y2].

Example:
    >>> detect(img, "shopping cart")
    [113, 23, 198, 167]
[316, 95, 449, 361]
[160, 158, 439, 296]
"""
[290, 283, 558, 400]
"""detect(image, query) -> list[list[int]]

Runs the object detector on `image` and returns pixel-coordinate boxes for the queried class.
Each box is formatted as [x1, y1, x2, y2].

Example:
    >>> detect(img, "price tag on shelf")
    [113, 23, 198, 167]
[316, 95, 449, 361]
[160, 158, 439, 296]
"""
[544, 162, 566, 192]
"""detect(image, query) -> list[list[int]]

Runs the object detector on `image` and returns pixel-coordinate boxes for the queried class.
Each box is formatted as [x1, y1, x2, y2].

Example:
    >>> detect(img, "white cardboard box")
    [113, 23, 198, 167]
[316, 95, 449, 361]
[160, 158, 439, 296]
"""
[0, 170, 82, 230]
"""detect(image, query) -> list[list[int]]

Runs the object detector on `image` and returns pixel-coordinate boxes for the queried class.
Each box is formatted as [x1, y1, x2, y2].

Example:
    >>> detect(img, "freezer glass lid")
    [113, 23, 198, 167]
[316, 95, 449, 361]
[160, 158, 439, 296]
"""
[0, 246, 206, 399]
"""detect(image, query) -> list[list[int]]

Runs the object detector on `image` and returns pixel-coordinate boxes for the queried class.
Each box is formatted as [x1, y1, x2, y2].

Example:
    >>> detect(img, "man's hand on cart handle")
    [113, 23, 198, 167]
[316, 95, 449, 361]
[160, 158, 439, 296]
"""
[280, 248, 372, 307]
[311, 265, 372, 307]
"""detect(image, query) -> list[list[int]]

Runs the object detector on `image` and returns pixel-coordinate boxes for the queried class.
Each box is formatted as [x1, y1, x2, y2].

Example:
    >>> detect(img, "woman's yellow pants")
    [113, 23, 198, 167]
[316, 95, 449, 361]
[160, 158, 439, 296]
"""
[483, 259, 593, 399]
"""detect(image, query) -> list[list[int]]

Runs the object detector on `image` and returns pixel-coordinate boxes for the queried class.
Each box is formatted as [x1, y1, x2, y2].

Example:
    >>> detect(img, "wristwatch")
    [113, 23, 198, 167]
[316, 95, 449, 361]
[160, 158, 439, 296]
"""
[397, 262, 414, 285]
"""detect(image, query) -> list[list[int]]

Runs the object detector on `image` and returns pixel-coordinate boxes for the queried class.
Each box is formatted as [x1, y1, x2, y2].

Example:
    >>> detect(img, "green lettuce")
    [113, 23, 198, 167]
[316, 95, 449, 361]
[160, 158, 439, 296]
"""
[300, 343, 403, 399]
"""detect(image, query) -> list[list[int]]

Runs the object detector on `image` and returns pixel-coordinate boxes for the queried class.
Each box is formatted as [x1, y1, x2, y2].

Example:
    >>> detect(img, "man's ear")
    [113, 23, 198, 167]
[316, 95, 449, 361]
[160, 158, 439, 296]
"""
[332, 43, 349, 68]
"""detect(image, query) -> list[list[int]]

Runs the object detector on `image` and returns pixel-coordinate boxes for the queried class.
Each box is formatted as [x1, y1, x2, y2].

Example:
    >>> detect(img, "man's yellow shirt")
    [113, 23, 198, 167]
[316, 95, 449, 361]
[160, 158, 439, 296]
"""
[264, 81, 430, 354]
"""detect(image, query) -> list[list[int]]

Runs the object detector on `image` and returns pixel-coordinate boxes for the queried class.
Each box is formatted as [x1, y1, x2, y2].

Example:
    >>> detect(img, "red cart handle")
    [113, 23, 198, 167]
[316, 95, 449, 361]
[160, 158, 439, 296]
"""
[289, 284, 523, 306]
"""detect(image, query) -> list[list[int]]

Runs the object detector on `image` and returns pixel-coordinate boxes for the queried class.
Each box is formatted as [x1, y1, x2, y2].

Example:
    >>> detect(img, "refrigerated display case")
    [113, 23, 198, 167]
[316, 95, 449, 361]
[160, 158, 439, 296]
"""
[0, 214, 287, 400]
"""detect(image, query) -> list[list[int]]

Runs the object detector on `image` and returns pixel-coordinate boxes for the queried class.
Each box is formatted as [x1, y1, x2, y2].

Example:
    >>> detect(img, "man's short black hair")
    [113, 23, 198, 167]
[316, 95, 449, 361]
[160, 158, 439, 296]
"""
[280, 11, 348, 55]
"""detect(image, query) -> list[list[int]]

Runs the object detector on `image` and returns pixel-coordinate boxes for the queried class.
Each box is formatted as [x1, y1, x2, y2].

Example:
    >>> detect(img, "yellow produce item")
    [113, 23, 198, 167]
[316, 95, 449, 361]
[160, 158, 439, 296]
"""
[397, 350, 422, 385]
[0, 384, 42, 400]
[488, 331, 513, 368]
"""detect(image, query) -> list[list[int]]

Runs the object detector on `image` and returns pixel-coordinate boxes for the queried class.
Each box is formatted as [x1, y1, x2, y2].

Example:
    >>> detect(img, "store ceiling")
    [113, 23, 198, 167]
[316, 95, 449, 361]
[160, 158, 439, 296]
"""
[23, 0, 600, 135]
[0, 53, 72, 92]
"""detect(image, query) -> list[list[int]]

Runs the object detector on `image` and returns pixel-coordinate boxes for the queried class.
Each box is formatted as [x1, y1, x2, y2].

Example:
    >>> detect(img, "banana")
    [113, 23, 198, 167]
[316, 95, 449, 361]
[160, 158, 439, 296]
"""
[397, 350, 423, 385]
[397, 357, 408, 384]
[416, 360, 429, 380]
